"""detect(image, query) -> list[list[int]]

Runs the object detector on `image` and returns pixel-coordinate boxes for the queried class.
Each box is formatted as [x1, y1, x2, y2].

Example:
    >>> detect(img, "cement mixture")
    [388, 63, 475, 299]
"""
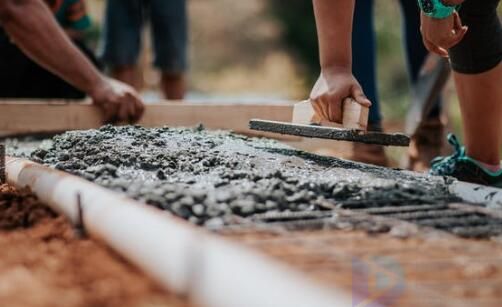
[9, 126, 462, 225]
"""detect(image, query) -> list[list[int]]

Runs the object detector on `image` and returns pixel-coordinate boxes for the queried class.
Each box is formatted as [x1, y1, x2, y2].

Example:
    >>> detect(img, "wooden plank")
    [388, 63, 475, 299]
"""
[0, 100, 294, 138]
[0, 100, 355, 157]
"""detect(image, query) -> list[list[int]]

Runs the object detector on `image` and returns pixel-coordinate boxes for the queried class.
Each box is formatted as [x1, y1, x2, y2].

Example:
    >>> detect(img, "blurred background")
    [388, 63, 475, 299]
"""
[84, 0, 501, 148]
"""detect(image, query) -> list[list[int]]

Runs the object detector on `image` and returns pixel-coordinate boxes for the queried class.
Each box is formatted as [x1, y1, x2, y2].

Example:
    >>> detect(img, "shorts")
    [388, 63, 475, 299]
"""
[449, 0, 502, 74]
[100, 0, 188, 73]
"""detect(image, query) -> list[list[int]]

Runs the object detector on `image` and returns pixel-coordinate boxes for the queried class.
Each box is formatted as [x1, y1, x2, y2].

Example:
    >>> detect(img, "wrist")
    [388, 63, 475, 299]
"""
[321, 64, 352, 75]
[418, 0, 459, 19]
[87, 75, 109, 100]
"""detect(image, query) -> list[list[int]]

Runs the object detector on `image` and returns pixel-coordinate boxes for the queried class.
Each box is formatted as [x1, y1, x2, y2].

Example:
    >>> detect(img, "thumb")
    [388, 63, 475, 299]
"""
[351, 86, 372, 107]
[453, 12, 463, 31]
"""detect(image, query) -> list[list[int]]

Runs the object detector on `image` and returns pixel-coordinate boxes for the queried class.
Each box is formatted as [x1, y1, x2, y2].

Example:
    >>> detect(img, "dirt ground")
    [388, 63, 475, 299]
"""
[223, 227, 502, 307]
[0, 184, 188, 307]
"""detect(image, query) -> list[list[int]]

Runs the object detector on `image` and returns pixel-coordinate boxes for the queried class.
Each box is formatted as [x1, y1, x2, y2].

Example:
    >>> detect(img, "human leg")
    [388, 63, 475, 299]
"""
[454, 64, 502, 165]
[352, 0, 380, 127]
[400, 0, 446, 171]
[100, 0, 144, 90]
[349, 0, 389, 166]
[430, 0, 502, 186]
[450, 0, 502, 165]
[150, 0, 188, 100]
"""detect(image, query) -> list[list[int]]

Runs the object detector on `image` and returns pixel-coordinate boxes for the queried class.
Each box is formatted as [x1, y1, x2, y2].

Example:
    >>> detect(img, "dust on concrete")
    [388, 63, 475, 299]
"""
[21, 125, 457, 228]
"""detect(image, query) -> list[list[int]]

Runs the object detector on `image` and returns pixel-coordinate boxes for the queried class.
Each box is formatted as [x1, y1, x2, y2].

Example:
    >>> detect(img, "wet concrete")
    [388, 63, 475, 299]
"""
[17, 125, 457, 228]
[8, 125, 502, 238]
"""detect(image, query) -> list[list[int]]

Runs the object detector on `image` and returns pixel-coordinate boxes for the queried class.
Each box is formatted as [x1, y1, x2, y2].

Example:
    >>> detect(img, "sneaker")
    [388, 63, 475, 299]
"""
[429, 134, 502, 188]
[406, 118, 445, 172]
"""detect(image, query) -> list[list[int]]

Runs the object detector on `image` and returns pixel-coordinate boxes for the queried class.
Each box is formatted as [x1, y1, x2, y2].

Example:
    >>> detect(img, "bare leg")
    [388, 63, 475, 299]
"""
[111, 66, 141, 90]
[453, 62, 502, 165]
[161, 72, 185, 100]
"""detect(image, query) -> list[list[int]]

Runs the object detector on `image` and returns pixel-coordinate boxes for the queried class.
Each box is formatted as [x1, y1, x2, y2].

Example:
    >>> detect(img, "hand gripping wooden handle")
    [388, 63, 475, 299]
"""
[292, 98, 369, 130]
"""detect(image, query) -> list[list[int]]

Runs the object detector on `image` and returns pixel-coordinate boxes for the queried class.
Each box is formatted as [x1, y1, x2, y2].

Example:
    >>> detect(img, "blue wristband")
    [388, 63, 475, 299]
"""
[418, 0, 457, 19]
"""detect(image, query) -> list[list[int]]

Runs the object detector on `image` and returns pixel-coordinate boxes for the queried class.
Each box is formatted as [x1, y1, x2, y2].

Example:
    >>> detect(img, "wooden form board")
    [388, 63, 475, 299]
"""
[0, 100, 353, 156]
[0, 100, 295, 138]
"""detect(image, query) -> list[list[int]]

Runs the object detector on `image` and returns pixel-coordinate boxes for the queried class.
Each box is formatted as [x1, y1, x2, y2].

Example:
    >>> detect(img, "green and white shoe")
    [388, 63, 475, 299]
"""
[429, 134, 502, 188]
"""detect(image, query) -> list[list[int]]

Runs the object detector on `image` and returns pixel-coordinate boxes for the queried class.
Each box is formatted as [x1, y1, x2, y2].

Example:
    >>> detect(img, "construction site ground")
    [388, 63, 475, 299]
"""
[4, 125, 502, 306]
[0, 184, 189, 307]
[223, 226, 502, 307]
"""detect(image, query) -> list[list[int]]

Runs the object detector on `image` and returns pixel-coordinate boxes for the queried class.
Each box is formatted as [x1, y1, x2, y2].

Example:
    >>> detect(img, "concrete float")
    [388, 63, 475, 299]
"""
[5, 156, 354, 307]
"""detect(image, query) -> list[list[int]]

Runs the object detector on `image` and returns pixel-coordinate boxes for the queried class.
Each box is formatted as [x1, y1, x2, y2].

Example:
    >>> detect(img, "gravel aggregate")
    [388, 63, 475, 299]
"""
[14, 125, 457, 227]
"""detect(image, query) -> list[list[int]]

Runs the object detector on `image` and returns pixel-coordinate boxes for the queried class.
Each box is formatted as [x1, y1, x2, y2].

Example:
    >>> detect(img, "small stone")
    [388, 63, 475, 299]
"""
[204, 217, 224, 228]
[192, 204, 205, 216]
[156, 170, 166, 180]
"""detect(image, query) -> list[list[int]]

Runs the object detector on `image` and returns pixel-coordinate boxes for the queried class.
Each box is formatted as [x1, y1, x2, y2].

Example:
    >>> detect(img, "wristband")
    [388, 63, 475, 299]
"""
[418, 0, 458, 19]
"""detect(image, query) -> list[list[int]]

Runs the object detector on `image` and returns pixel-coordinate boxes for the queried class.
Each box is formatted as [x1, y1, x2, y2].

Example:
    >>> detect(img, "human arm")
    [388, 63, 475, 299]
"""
[0, 0, 144, 123]
[419, 0, 468, 57]
[310, 0, 370, 123]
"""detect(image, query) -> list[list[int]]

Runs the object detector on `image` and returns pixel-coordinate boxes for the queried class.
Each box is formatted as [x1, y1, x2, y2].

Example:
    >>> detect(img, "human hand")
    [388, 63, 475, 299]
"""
[420, 11, 468, 57]
[90, 78, 145, 124]
[309, 68, 371, 123]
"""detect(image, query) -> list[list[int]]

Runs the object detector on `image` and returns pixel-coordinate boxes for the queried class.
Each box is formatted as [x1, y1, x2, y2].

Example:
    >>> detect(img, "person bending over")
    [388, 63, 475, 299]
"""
[0, 0, 102, 100]
[0, 0, 144, 123]
[310, 0, 501, 187]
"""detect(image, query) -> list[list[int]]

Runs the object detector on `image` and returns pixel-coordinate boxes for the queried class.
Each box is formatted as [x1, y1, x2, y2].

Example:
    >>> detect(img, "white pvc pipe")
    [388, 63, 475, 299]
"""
[6, 157, 353, 307]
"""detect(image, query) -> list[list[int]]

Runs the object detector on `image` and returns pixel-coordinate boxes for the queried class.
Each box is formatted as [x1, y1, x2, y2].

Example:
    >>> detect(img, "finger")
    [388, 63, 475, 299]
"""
[123, 93, 140, 123]
[423, 38, 449, 57]
[127, 99, 137, 124]
[453, 12, 463, 31]
[330, 103, 343, 123]
[351, 86, 371, 107]
[448, 26, 468, 48]
[318, 99, 330, 121]
[326, 95, 343, 123]
[318, 95, 331, 121]
[441, 26, 467, 49]
[133, 97, 145, 123]
[98, 102, 116, 124]
[310, 99, 323, 119]
[117, 101, 129, 123]
[327, 98, 333, 123]
[311, 100, 326, 121]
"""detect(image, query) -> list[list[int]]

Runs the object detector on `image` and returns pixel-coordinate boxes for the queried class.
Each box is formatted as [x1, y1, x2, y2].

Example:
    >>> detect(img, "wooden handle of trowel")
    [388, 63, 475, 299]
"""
[293, 98, 369, 130]
[342, 98, 369, 131]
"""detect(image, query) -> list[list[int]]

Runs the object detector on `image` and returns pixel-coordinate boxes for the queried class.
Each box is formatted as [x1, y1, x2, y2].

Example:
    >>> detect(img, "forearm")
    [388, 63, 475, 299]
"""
[313, 0, 355, 72]
[0, 0, 104, 95]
